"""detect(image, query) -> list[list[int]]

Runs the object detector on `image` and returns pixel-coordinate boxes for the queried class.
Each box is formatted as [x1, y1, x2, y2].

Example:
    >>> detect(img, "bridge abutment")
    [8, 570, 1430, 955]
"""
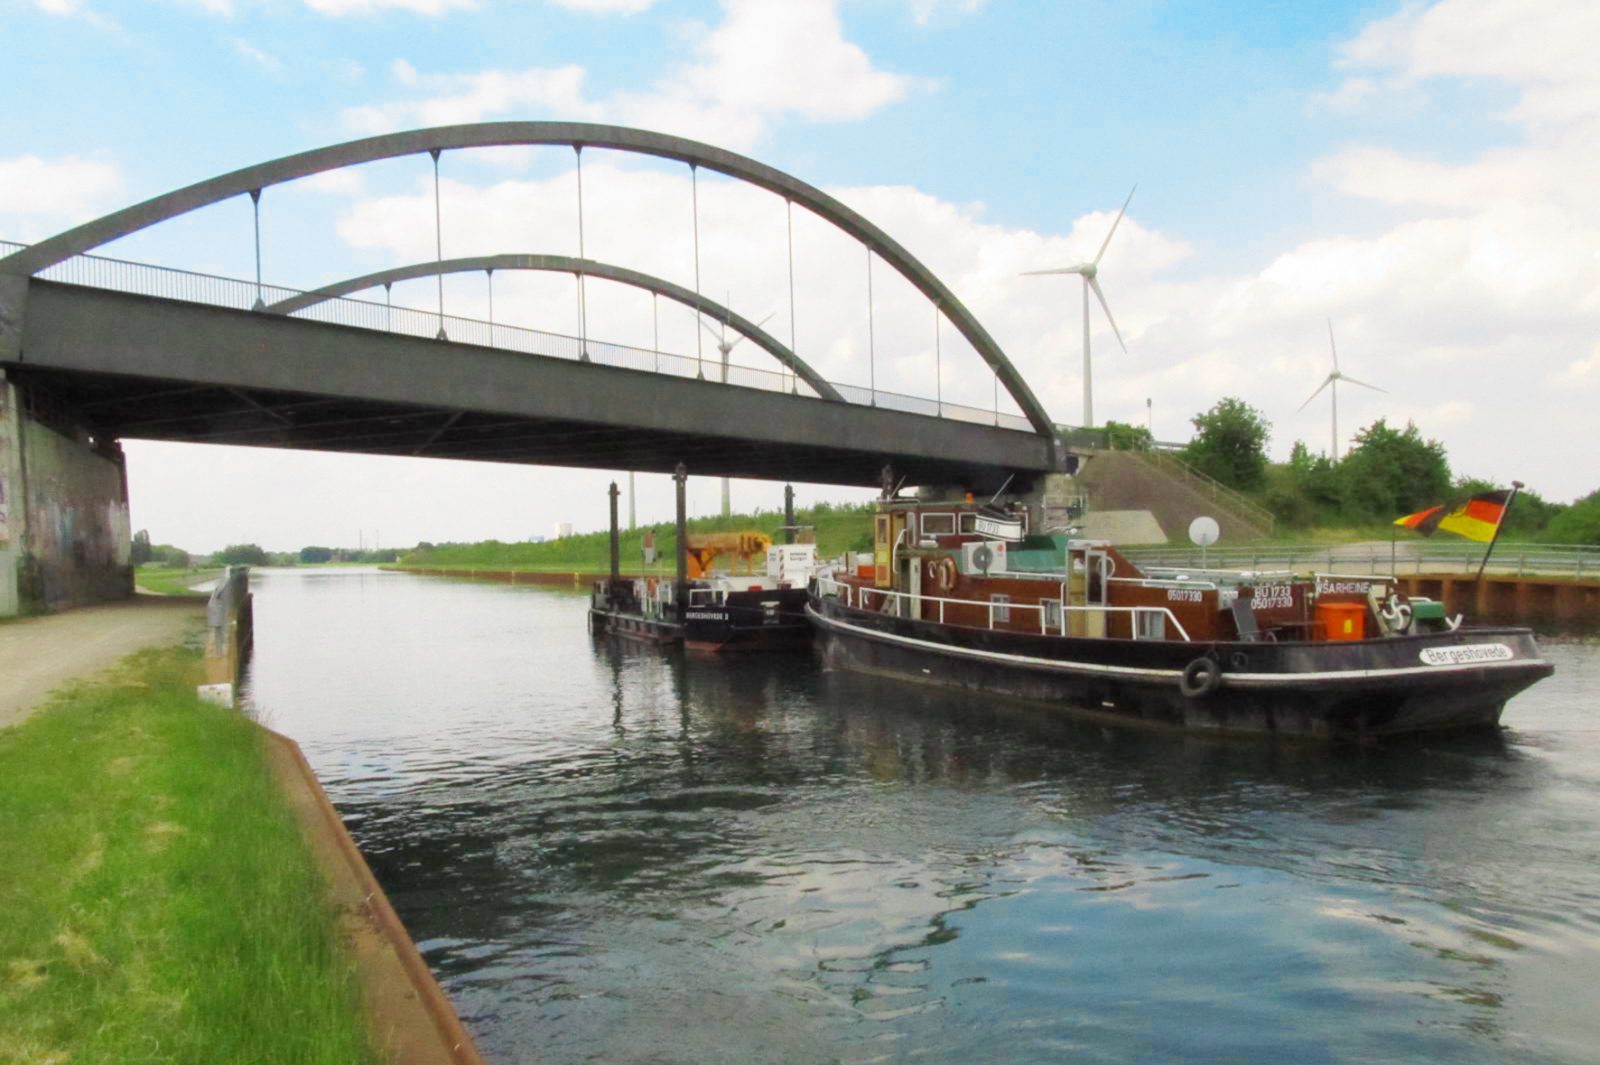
[0, 372, 133, 617]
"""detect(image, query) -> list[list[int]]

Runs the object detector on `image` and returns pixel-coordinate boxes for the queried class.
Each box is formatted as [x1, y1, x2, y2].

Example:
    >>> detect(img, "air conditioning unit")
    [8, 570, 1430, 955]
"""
[960, 540, 1007, 575]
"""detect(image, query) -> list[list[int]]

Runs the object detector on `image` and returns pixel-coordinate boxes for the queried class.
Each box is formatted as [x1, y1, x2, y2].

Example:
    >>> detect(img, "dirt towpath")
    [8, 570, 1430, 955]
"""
[0, 596, 206, 729]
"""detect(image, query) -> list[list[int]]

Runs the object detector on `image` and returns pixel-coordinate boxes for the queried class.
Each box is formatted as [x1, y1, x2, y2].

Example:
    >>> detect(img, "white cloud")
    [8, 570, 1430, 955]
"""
[32, 0, 115, 28]
[907, 0, 987, 27]
[548, 0, 655, 13]
[342, 66, 600, 134]
[340, 0, 928, 148]
[0, 155, 122, 240]
[231, 36, 283, 74]
[304, 0, 476, 15]
[647, 0, 926, 125]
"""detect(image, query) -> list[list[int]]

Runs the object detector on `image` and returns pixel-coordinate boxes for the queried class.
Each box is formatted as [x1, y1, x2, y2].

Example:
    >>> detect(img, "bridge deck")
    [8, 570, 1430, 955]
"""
[8, 280, 1056, 488]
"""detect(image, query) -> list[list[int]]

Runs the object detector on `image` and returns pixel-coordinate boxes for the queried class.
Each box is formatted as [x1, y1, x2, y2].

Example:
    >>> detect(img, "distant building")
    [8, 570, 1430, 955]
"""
[554, 522, 573, 540]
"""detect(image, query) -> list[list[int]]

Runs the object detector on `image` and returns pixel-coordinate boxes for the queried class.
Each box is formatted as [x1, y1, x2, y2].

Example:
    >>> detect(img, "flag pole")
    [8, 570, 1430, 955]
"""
[1474, 480, 1523, 583]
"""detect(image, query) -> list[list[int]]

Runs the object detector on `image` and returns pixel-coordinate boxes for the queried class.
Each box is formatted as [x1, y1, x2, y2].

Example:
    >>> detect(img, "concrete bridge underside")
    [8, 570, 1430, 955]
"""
[8, 281, 1054, 489]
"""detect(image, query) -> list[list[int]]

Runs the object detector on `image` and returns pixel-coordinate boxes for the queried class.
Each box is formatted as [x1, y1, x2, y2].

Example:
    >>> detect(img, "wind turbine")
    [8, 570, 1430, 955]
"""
[1023, 185, 1136, 428]
[700, 308, 776, 517]
[1297, 320, 1386, 461]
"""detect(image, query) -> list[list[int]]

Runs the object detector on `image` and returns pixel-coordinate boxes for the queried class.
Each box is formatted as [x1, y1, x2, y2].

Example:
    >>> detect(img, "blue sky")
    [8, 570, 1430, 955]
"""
[5, 0, 1597, 550]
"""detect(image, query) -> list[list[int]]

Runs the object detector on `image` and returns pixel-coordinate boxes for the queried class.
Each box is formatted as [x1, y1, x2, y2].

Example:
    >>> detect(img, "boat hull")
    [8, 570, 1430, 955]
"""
[590, 589, 812, 652]
[807, 594, 1553, 740]
[684, 589, 812, 652]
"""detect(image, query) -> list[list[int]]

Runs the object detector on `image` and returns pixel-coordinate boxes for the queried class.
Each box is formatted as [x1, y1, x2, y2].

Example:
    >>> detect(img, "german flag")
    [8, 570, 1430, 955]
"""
[1393, 490, 1512, 542]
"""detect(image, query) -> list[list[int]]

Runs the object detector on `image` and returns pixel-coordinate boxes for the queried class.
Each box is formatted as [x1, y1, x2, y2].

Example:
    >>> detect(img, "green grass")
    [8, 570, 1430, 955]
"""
[0, 646, 380, 1065]
[400, 502, 876, 573]
[133, 566, 223, 597]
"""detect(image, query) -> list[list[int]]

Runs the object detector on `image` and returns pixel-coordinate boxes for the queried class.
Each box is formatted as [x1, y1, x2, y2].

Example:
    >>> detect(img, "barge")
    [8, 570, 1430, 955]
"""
[808, 491, 1553, 739]
[590, 532, 818, 652]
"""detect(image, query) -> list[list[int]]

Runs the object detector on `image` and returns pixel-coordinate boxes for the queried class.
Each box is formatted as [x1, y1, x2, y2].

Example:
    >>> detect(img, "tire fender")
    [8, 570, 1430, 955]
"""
[1179, 656, 1222, 698]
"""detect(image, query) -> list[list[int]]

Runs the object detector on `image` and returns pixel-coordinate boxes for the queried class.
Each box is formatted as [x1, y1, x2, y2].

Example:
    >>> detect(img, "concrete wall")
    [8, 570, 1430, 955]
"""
[0, 377, 20, 616]
[0, 373, 132, 617]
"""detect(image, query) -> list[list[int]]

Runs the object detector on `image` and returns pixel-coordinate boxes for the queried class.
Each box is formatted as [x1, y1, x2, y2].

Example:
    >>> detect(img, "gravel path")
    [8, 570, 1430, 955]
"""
[0, 596, 206, 728]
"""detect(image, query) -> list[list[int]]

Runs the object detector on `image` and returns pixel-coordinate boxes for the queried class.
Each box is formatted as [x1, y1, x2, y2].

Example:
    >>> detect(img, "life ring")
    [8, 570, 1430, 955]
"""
[927, 556, 958, 593]
[1179, 656, 1222, 698]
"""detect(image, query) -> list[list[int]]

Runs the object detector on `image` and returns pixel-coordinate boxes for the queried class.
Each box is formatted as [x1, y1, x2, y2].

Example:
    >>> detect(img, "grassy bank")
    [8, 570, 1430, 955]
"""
[401, 502, 876, 573]
[0, 646, 379, 1065]
[133, 566, 223, 597]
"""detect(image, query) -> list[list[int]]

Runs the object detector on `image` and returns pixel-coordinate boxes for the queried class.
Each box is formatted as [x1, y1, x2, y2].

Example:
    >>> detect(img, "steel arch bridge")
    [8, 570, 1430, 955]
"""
[0, 122, 1068, 488]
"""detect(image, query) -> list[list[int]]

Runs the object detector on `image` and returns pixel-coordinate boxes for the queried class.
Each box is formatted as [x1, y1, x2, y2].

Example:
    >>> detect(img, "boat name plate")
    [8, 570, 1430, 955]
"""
[1316, 578, 1381, 596]
[975, 515, 1023, 540]
[1418, 643, 1514, 666]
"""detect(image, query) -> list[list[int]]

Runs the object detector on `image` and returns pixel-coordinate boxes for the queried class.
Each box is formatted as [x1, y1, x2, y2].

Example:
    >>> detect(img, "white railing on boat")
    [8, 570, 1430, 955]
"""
[814, 575, 1193, 642]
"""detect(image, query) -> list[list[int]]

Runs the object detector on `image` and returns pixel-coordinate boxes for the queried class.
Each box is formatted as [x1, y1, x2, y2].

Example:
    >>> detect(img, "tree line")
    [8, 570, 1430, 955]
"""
[1104, 398, 1597, 543]
[130, 534, 400, 568]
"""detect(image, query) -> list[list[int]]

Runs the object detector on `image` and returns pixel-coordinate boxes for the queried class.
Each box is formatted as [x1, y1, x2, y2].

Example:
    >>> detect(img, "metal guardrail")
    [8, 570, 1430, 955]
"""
[1122, 542, 1600, 580]
[815, 573, 1193, 640]
[1, 240, 1036, 434]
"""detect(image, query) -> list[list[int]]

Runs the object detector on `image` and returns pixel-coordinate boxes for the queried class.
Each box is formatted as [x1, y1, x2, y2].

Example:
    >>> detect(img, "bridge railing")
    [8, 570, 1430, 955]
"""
[2, 239, 1035, 433]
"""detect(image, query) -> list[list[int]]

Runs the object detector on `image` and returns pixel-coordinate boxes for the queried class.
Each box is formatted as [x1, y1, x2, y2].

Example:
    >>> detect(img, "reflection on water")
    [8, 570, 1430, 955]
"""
[243, 568, 1600, 1064]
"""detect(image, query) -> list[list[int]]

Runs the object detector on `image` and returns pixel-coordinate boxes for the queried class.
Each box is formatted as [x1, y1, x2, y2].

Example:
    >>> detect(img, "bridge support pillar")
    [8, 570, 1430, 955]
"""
[784, 484, 795, 545]
[673, 463, 688, 623]
[0, 371, 133, 617]
[0, 273, 26, 364]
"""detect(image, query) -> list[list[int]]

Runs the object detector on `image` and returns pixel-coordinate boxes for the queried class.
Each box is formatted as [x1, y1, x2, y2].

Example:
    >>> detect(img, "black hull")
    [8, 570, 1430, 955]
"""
[808, 594, 1553, 740]
[684, 589, 812, 652]
[590, 589, 811, 652]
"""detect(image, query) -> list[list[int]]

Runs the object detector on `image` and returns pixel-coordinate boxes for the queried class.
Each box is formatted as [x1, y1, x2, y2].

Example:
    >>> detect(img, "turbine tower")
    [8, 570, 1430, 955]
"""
[1297, 320, 1386, 461]
[1023, 185, 1136, 428]
[701, 309, 775, 517]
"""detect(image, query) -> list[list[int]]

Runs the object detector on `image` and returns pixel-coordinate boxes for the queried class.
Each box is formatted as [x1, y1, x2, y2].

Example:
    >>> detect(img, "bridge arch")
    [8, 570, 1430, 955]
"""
[264, 253, 844, 403]
[0, 122, 1056, 441]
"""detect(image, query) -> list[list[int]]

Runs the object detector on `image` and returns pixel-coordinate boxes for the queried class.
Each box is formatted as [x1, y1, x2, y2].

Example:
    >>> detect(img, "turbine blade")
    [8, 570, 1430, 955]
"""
[1088, 276, 1127, 353]
[1296, 376, 1334, 412]
[1022, 265, 1090, 276]
[1327, 318, 1340, 372]
[727, 312, 777, 351]
[1339, 374, 1386, 393]
[698, 316, 725, 343]
[1093, 184, 1137, 265]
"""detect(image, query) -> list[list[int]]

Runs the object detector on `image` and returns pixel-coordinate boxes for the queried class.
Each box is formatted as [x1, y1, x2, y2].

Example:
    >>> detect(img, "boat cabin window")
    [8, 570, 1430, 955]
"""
[959, 513, 977, 534]
[990, 594, 1011, 625]
[920, 512, 956, 537]
[1043, 599, 1062, 633]
[1135, 610, 1166, 640]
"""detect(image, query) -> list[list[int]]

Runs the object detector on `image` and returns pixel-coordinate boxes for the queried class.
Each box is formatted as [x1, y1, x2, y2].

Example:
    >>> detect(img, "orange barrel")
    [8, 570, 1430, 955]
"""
[1316, 601, 1367, 641]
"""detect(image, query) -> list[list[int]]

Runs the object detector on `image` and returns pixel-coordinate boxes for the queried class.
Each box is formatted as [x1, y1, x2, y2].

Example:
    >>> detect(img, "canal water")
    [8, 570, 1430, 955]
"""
[242, 568, 1600, 1065]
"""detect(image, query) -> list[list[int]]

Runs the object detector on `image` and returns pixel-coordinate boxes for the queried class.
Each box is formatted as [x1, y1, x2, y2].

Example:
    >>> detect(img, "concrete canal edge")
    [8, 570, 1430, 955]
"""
[260, 726, 486, 1065]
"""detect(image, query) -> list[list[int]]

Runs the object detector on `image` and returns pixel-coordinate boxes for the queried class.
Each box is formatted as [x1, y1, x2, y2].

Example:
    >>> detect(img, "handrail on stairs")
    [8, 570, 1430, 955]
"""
[1124, 449, 1276, 534]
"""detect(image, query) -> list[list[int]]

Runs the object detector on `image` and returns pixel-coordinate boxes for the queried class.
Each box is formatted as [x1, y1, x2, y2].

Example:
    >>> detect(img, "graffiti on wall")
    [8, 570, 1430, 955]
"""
[0, 474, 9, 545]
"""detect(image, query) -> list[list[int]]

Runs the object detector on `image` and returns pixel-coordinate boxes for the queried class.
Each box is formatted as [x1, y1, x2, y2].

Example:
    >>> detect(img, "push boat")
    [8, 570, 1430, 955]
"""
[807, 492, 1554, 739]
[590, 532, 818, 652]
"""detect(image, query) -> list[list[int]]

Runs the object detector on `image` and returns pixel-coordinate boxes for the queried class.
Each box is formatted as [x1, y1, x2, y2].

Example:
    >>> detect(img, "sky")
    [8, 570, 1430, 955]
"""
[4, 0, 1597, 552]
